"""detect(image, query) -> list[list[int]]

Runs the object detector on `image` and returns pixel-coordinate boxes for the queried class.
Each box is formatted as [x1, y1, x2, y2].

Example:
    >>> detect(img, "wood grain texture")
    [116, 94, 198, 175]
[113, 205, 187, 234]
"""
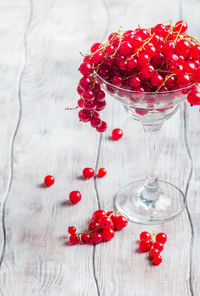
[0, 0, 199, 295]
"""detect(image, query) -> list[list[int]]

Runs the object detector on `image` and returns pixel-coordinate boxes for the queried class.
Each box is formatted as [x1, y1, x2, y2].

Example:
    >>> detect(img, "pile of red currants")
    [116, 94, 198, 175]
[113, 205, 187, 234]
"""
[68, 210, 128, 245]
[139, 231, 167, 265]
[77, 20, 200, 132]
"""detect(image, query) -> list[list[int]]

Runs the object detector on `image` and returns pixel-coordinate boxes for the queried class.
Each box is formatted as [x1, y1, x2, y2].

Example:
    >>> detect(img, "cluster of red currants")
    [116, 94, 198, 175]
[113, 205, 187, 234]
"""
[139, 231, 167, 265]
[68, 209, 128, 245]
[77, 20, 200, 132]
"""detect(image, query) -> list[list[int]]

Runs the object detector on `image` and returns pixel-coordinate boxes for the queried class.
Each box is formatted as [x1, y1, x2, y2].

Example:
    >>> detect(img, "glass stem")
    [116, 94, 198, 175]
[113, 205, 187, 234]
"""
[143, 125, 161, 201]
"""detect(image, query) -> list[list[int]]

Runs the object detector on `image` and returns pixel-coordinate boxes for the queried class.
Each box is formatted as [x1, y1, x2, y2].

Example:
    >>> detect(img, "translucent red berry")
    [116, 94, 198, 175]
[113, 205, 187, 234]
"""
[140, 231, 152, 240]
[92, 210, 106, 222]
[139, 239, 153, 252]
[96, 121, 107, 132]
[156, 232, 167, 244]
[173, 21, 187, 33]
[88, 221, 100, 231]
[149, 248, 160, 259]
[81, 233, 91, 244]
[102, 228, 115, 241]
[79, 62, 93, 76]
[68, 226, 76, 235]
[82, 168, 94, 179]
[113, 216, 128, 230]
[98, 168, 107, 178]
[99, 216, 113, 229]
[69, 234, 80, 245]
[153, 254, 162, 265]
[44, 175, 55, 187]
[187, 91, 200, 105]
[91, 232, 102, 244]
[153, 242, 164, 252]
[69, 191, 82, 204]
[112, 128, 123, 140]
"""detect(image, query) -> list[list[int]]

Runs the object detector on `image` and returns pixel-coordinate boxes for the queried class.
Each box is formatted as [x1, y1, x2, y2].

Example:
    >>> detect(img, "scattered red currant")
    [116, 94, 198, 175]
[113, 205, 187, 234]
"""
[82, 168, 94, 179]
[68, 226, 76, 235]
[112, 128, 123, 140]
[44, 175, 55, 187]
[98, 168, 107, 178]
[69, 191, 82, 204]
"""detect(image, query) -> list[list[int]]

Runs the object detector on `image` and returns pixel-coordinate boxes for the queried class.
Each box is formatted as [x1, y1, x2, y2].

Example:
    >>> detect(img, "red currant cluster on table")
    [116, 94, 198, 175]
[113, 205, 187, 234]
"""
[68, 210, 128, 245]
[139, 231, 167, 265]
[77, 20, 200, 132]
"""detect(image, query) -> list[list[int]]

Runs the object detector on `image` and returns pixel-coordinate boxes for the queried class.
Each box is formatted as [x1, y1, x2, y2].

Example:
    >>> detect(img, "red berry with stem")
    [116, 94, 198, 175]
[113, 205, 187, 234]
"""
[68, 226, 76, 235]
[93, 51, 105, 63]
[112, 128, 123, 140]
[81, 233, 91, 244]
[150, 73, 164, 87]
[82, 90, 95, 102]
[102, 228, 115, 241]
[83, 56, 93, 64]
[113, 215, 128, 230]
[92, 210, 106, 222]
[140, 231, 152, 240]
[105, 44, 115, 55]
[149, 248, 160, 259]
[153, 242, 164, 252]
[99, 216, 113, 229]
[141, 64, 155, 79]
[83, 100, 96, 110]
[98, 168, 107, 178]
[156, 232, 167, 244]
[119, 41, 133, 56]
[79, 76, 93, 90]
[193, 68, 200, 83]
[82, 168, 94, 179]
[91, 232, 102, 244]
[88, 221, 100, 231]
[139, 239, 153, 252]
[153, 254, 162, 265]
[78, 98, 84, 108]
[176, 40, 191, 56]
[69, 191, 82, 204]
[138, 53, 150, 67]
[91, 42, 104, 53]
[44, 175, 55, 187]
[95, 90, 105, 102]
[90, 117, 102, 128]
[112, 76, 123, 87]
[173, 21, 187, 33]
[130, 76, 141, 88]
[128, 58, 138, 70]
[177, 74, 191, 88]
[69, 234, 80, 245]
[77, 85, 84, 96]
[96, 121, 107, 132]
[79, 62, 93, 76]
[95, 100, 106, 111]
[187, 91, 200, 105]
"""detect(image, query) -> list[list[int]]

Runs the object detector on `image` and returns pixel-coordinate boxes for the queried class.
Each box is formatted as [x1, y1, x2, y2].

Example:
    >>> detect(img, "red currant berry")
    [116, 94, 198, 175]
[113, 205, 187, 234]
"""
[77, 85, 84, 96]
[83, 56, 93, 64]
[69, 191, 82, 204]
[113, 215, 128, 230]
[156, 232, 167, 244]
[69, 234, 80, 245]
[140, 231, 151, 240]
[95, 90, 105, 102]
[79, 76, 93, 90]
[82, 90, 95, 102]
[162, 41, 176, 55]
[139, 239, 153, 252]
[153, 242, 164, 252]
[99, 216, 113, 229]
[149, 248, 160, 259]
[191, 45, 200, 59]
[187, 91, 200, 105]
[91, 42, 104, 53]
[88, 221, 100, 231]
[78, 98, 84, 108]
[193, 68, 200, 83]
[128, 58, 138, 70]
[119, 41, 133, 56]
[130, 76, 141, 88]
[90, 117, 102, 128]
[173, 21, 187, 33]
[44, 175, 55, 187]
[96, 121, 107, 132]
[150, 74, 164, 87]
[176, 40, 191, 56]
[177, 74, 191, 88]
[79, 62, 93, 76]
[82, 168, 94, 179]
[153, 254, 162, 265]
[92, 210, 106, 222]
[112, 128, 123, 140]
[112, 75, 123, 87]
[98, 168, 107, 178]
[141, 64, 155, 79]
[83, 100, 96, 110]
[102, 228, 115, 241]
[68, 226, 76, 235]
[91, 232, 102, 244]
[105, 44, 115, 55]
[81, 233, 91, 244]
[95, 100, 106, 111]
[78, 109, 91, 122]
[183, 61, 196, 73]
[93, 51, 105, 64]
[138, 53, 150, 67]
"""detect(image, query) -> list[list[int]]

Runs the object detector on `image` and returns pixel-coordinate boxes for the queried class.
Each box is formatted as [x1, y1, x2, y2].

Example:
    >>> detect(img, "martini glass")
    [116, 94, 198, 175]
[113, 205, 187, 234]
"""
[97, 74, 194, 224]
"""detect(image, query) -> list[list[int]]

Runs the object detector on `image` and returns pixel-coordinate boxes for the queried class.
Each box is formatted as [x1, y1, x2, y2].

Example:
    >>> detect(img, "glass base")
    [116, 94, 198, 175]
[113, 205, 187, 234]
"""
[115, 180, 186, 225]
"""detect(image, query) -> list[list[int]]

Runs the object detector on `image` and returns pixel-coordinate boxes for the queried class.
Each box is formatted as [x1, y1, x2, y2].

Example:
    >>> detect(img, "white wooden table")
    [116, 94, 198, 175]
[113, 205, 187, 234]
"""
[0, 0, 200, 295]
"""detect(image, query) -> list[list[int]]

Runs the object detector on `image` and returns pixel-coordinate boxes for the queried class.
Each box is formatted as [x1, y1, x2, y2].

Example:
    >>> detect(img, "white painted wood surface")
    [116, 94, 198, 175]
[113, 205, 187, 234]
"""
[0, 0, 199, 295]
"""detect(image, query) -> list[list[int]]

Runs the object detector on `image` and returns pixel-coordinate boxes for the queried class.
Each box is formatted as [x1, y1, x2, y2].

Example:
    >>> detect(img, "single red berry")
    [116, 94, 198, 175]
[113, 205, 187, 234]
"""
[187, 91, 200, 105]
[102, 228, 115, 241]
[90, 117, 102, 128]
[82, 90, 95, 102]
[69, 234, 80, 245]
[193, 68, 200, 83]
[99, 216, 113, 229]
[191, 45, 200, 59]
[93, 51, 105, 64]
[112, 75, 123, 87]
[88, 221, 100, 231]
[98, 168, 107, 178]
[95, 100, 106, 111]
[130, 76, 141, 88]
[153, 254, 162, 265]
[92, 210, 106, 222]
[112, 128, 123, 140]
[82, 168, 94, 179]
[106, 211, 114, 217]
[91, 42, 104, 53]
[69, 191, 82, 204]
[140, 231, 152, 240]
[44, 175, 55, 187]
[150, 74, 164, 87]
[141, 64, 155, 79]
[83, 56, 93, 64]
[77, 85, 84, 96]
[149, 248, 160, 259]
[139, 239, 153, 252]
[96, 121, 107, 133]
[173, 21, 188, 33]
[78, 109, 91, 122]
[68, 226, 76, 235]
[79, 76, 93, 90]
[83, 100, 96, 110]
[79, 62, 93, 76]
[153, 242, 164, 252]
[119, 41, 133, 56]
[81, 233, 91, 244]
[78, 98, 84, 108]
[156, 232, 167, 244]
[176, 40, 191, 56]
[95, 90, 105, 102]
[91, 232, 102, 244]
[138, 53, 150, 67]
[113, 215, 128, 230]
[105, 44, 115, 55]
[177, 74, 191, 88]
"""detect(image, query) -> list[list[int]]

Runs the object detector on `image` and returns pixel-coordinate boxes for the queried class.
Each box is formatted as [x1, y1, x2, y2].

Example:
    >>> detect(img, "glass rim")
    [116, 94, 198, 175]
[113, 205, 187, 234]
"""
[96, 72, 194, 95]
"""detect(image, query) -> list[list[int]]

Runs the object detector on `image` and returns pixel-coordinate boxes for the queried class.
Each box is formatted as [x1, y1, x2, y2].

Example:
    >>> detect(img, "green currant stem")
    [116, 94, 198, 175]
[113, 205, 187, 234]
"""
[181, 33, 200, 45]
[174, 22, 184, 43]
[155, 73, 176, 93]
[65, 106, 79, 111]
[77, 227, 101, 236]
